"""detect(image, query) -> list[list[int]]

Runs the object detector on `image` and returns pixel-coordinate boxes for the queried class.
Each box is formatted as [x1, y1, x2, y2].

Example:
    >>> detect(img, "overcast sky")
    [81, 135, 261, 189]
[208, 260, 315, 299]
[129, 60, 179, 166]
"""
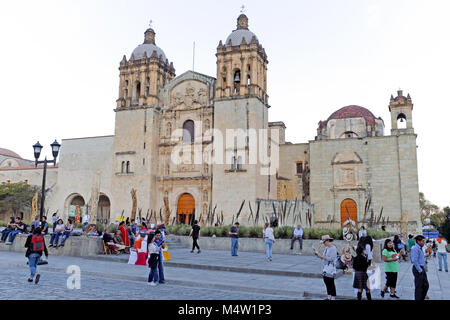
[0, 0, 449, 208]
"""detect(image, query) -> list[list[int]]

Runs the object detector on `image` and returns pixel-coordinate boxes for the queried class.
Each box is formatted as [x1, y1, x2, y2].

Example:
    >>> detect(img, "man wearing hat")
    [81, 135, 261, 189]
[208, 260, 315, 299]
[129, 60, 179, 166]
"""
[314, 235, 338, 300]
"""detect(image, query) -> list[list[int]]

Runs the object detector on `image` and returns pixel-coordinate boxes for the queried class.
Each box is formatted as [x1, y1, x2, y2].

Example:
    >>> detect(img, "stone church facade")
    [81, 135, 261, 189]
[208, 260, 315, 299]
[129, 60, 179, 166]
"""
[0, 14, 421, 233]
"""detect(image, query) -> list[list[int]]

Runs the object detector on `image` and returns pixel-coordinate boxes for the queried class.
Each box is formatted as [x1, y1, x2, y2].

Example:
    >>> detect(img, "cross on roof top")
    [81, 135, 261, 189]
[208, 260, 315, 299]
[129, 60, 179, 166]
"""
[149, 20, 153, 29]
[240, 5, 246, 13]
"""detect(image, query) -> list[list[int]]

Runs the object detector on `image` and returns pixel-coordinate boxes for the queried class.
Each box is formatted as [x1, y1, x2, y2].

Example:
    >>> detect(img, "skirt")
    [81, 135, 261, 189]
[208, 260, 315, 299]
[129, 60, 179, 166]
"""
[353, 270, 369, 290]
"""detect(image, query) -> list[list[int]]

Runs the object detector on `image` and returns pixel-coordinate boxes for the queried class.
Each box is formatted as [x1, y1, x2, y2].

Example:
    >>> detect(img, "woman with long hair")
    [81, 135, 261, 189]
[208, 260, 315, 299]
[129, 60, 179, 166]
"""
[262, 222, 275, 261]
[381, 239, 400, 298]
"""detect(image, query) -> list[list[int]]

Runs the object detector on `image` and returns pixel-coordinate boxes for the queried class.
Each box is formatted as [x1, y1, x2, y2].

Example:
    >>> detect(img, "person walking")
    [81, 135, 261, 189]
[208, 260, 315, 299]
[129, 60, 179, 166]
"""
[189, 220, 201, 253]
[353, 246, 371, 300]
[411, 235, 429, 300]
[380, 239, 400, 299]
[407, 234, 415, 253]
[24, 227, 48, 284]
[437, 236, 448, 272]
[290, 225, 303, 253]
[263, 222, 275, 261]
[229, 222, 240, 257]
[314, 235, 337, 300]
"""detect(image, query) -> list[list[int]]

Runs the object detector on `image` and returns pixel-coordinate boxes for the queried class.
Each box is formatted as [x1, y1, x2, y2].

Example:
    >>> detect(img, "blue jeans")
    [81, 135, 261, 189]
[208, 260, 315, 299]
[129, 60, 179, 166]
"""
[8, 230, 23, 243]
[438, 252, 448, 271]
[60, 231, 72, 245]
[148, 267, 158, 283]
[50, 232, 64, 245]
[28, 253, 40, 278]
[1, 229, 12, 241]
[231, 238, 239, 256]
[265, 238, 274, 258]
[154, 252, 165, 283]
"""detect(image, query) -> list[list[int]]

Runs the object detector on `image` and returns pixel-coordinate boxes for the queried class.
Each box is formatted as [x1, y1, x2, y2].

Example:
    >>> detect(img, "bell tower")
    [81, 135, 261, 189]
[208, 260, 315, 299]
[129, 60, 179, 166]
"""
[389, 89, 414, 135]
[215, 14, 268, 105]
[116, 27, 175, 109]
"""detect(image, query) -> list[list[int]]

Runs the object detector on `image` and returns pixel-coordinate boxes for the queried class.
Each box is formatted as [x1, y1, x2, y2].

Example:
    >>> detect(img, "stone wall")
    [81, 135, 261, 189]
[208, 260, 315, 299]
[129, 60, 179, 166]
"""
[0, 233, 104, 256]
[170, 235, 383, 262]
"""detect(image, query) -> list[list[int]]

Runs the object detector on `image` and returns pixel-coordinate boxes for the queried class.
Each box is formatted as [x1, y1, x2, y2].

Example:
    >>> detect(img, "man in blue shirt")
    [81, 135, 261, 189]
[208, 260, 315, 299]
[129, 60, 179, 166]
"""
[411, 235, 429, 300]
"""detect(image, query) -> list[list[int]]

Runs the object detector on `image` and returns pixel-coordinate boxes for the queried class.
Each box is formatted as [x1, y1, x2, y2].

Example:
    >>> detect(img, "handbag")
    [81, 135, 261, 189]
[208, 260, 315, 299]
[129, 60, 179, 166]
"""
[322, 249, 337, 278]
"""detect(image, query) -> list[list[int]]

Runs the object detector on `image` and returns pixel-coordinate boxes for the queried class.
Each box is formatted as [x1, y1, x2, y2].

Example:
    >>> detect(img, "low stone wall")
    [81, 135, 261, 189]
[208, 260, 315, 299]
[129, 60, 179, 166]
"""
[170, 235, 383, 262]
[0, 233, 104, 257]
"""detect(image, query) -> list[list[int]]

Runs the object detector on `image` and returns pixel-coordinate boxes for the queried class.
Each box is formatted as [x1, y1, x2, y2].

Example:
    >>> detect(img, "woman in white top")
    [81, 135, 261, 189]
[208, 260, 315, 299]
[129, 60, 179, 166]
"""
[263, 223, 275, 261]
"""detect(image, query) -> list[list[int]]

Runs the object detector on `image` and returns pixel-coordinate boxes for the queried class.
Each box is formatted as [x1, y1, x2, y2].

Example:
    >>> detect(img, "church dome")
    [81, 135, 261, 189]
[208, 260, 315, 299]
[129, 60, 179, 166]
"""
[131, 43, 166, 61]
[326, 105, 377, 126]
[0, 148, 22, 158]
[130, 28, 167, 61]
[224, 14, 259, 46]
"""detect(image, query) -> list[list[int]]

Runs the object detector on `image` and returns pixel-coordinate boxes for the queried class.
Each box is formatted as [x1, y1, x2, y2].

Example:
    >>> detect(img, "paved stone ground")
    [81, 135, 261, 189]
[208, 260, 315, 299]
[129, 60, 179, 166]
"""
[0, 249, 448, 300]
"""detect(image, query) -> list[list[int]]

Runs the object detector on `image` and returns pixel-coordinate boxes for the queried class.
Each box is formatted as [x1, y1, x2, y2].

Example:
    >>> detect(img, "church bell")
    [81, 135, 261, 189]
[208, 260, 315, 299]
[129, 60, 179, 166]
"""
[234, 71, 241, 82]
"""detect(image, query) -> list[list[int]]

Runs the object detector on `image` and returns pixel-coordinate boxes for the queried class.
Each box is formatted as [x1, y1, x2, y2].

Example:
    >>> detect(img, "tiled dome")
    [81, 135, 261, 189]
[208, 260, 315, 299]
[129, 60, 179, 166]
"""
[0, 148, 22, 158]
[320, 105, 377, 128]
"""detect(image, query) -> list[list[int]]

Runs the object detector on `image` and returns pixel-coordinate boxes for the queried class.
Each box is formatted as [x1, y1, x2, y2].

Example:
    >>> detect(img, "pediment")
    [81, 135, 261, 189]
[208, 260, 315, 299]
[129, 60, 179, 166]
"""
[331, 150, 363, 165]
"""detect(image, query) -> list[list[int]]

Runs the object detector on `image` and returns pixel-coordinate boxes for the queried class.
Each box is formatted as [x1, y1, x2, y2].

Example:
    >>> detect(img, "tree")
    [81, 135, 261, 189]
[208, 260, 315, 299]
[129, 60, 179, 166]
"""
[438, 207, 450, 240]
[0, 182, 40, 217]
[419, 192, 440, 222]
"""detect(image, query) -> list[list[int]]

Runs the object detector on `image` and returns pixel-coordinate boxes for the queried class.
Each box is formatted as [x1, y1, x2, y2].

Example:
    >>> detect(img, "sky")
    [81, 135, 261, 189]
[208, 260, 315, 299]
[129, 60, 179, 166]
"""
[0, 0, 449, 208]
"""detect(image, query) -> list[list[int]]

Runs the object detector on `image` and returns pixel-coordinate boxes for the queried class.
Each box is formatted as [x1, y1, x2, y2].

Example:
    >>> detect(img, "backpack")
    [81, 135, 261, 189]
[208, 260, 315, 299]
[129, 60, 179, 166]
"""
[30, 235, 45, 252]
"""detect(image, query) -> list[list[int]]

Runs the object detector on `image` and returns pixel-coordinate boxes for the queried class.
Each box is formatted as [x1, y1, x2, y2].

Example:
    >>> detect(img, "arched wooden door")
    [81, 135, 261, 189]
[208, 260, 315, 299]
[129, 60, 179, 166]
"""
[97, 195, 111, 225]
[340, 199, 357, 228]
[177, 193, 195, 224]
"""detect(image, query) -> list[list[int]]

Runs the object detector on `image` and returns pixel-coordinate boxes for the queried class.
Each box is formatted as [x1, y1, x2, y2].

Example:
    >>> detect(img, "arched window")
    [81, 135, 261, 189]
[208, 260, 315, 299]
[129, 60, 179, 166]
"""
[247, 76, 251, 85]
[126, 161, 130, 173]
[121, 161, 125, 173]
[133, 81, 141, 102]
[233, 69, 241, 94]
[397, 113, 407, 129]
[183, 120, 195, 144]
[237, 156, 243, 171]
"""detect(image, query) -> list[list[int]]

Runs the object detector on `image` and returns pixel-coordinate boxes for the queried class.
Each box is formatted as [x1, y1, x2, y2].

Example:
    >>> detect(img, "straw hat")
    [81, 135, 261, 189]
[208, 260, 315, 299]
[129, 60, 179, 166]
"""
[320, 235, 334, 243]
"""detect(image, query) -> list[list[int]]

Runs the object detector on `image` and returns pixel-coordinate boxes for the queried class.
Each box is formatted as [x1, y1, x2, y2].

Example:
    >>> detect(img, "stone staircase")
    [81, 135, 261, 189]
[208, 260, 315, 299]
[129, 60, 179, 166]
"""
[164, 234, 189, 250]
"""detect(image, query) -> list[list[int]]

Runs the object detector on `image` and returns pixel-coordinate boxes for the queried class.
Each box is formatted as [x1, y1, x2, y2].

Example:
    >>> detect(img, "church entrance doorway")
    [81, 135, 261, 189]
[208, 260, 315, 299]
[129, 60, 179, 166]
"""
[177, 193, 195, 225]
[340, 199, 357, 228]
[97, 195, 111, 225]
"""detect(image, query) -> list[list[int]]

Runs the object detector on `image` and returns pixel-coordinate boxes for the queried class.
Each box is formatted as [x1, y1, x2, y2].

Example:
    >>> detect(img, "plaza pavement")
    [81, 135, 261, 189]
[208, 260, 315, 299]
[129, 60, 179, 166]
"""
[0, 245, 448, 300]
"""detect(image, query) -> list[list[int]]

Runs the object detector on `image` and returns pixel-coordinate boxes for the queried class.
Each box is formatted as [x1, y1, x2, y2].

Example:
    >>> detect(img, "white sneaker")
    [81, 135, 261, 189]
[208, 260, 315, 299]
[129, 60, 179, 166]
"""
[5, 242, 12, 245]
[148, 282, 157, 286]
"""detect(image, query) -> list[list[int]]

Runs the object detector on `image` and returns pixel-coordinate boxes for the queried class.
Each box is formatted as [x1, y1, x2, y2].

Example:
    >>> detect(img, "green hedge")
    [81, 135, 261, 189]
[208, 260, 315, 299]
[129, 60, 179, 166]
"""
[165, 225, 388, 240]
[0, 221, 7, 228]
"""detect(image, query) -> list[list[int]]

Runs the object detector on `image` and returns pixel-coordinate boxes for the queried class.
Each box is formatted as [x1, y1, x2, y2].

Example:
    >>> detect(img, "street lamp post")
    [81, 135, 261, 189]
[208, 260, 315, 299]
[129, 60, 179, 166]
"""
[32, 140, 61, 221]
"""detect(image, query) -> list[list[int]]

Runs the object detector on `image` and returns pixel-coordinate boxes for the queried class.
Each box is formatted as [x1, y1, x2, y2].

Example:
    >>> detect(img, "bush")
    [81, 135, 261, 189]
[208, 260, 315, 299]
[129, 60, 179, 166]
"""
[249, 226, 262, 238]
[367, 229, 390, 240]
[239, 226, 249, 238]
[0, 221, 7, 228]
[108, 224, 118, 234]
[200, 226, 212, 237]
[96, 223, 105, 233]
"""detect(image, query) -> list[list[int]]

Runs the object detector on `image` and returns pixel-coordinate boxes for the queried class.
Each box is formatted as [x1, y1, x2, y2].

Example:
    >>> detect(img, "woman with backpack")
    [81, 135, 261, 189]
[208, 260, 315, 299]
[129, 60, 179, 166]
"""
[24, 227, 48, 284]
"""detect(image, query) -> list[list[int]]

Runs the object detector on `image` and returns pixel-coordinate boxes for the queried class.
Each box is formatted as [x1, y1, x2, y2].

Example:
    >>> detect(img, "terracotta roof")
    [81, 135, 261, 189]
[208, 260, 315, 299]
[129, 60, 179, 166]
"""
[319, 105, 377, 129]
[0, 148, 22, 159]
